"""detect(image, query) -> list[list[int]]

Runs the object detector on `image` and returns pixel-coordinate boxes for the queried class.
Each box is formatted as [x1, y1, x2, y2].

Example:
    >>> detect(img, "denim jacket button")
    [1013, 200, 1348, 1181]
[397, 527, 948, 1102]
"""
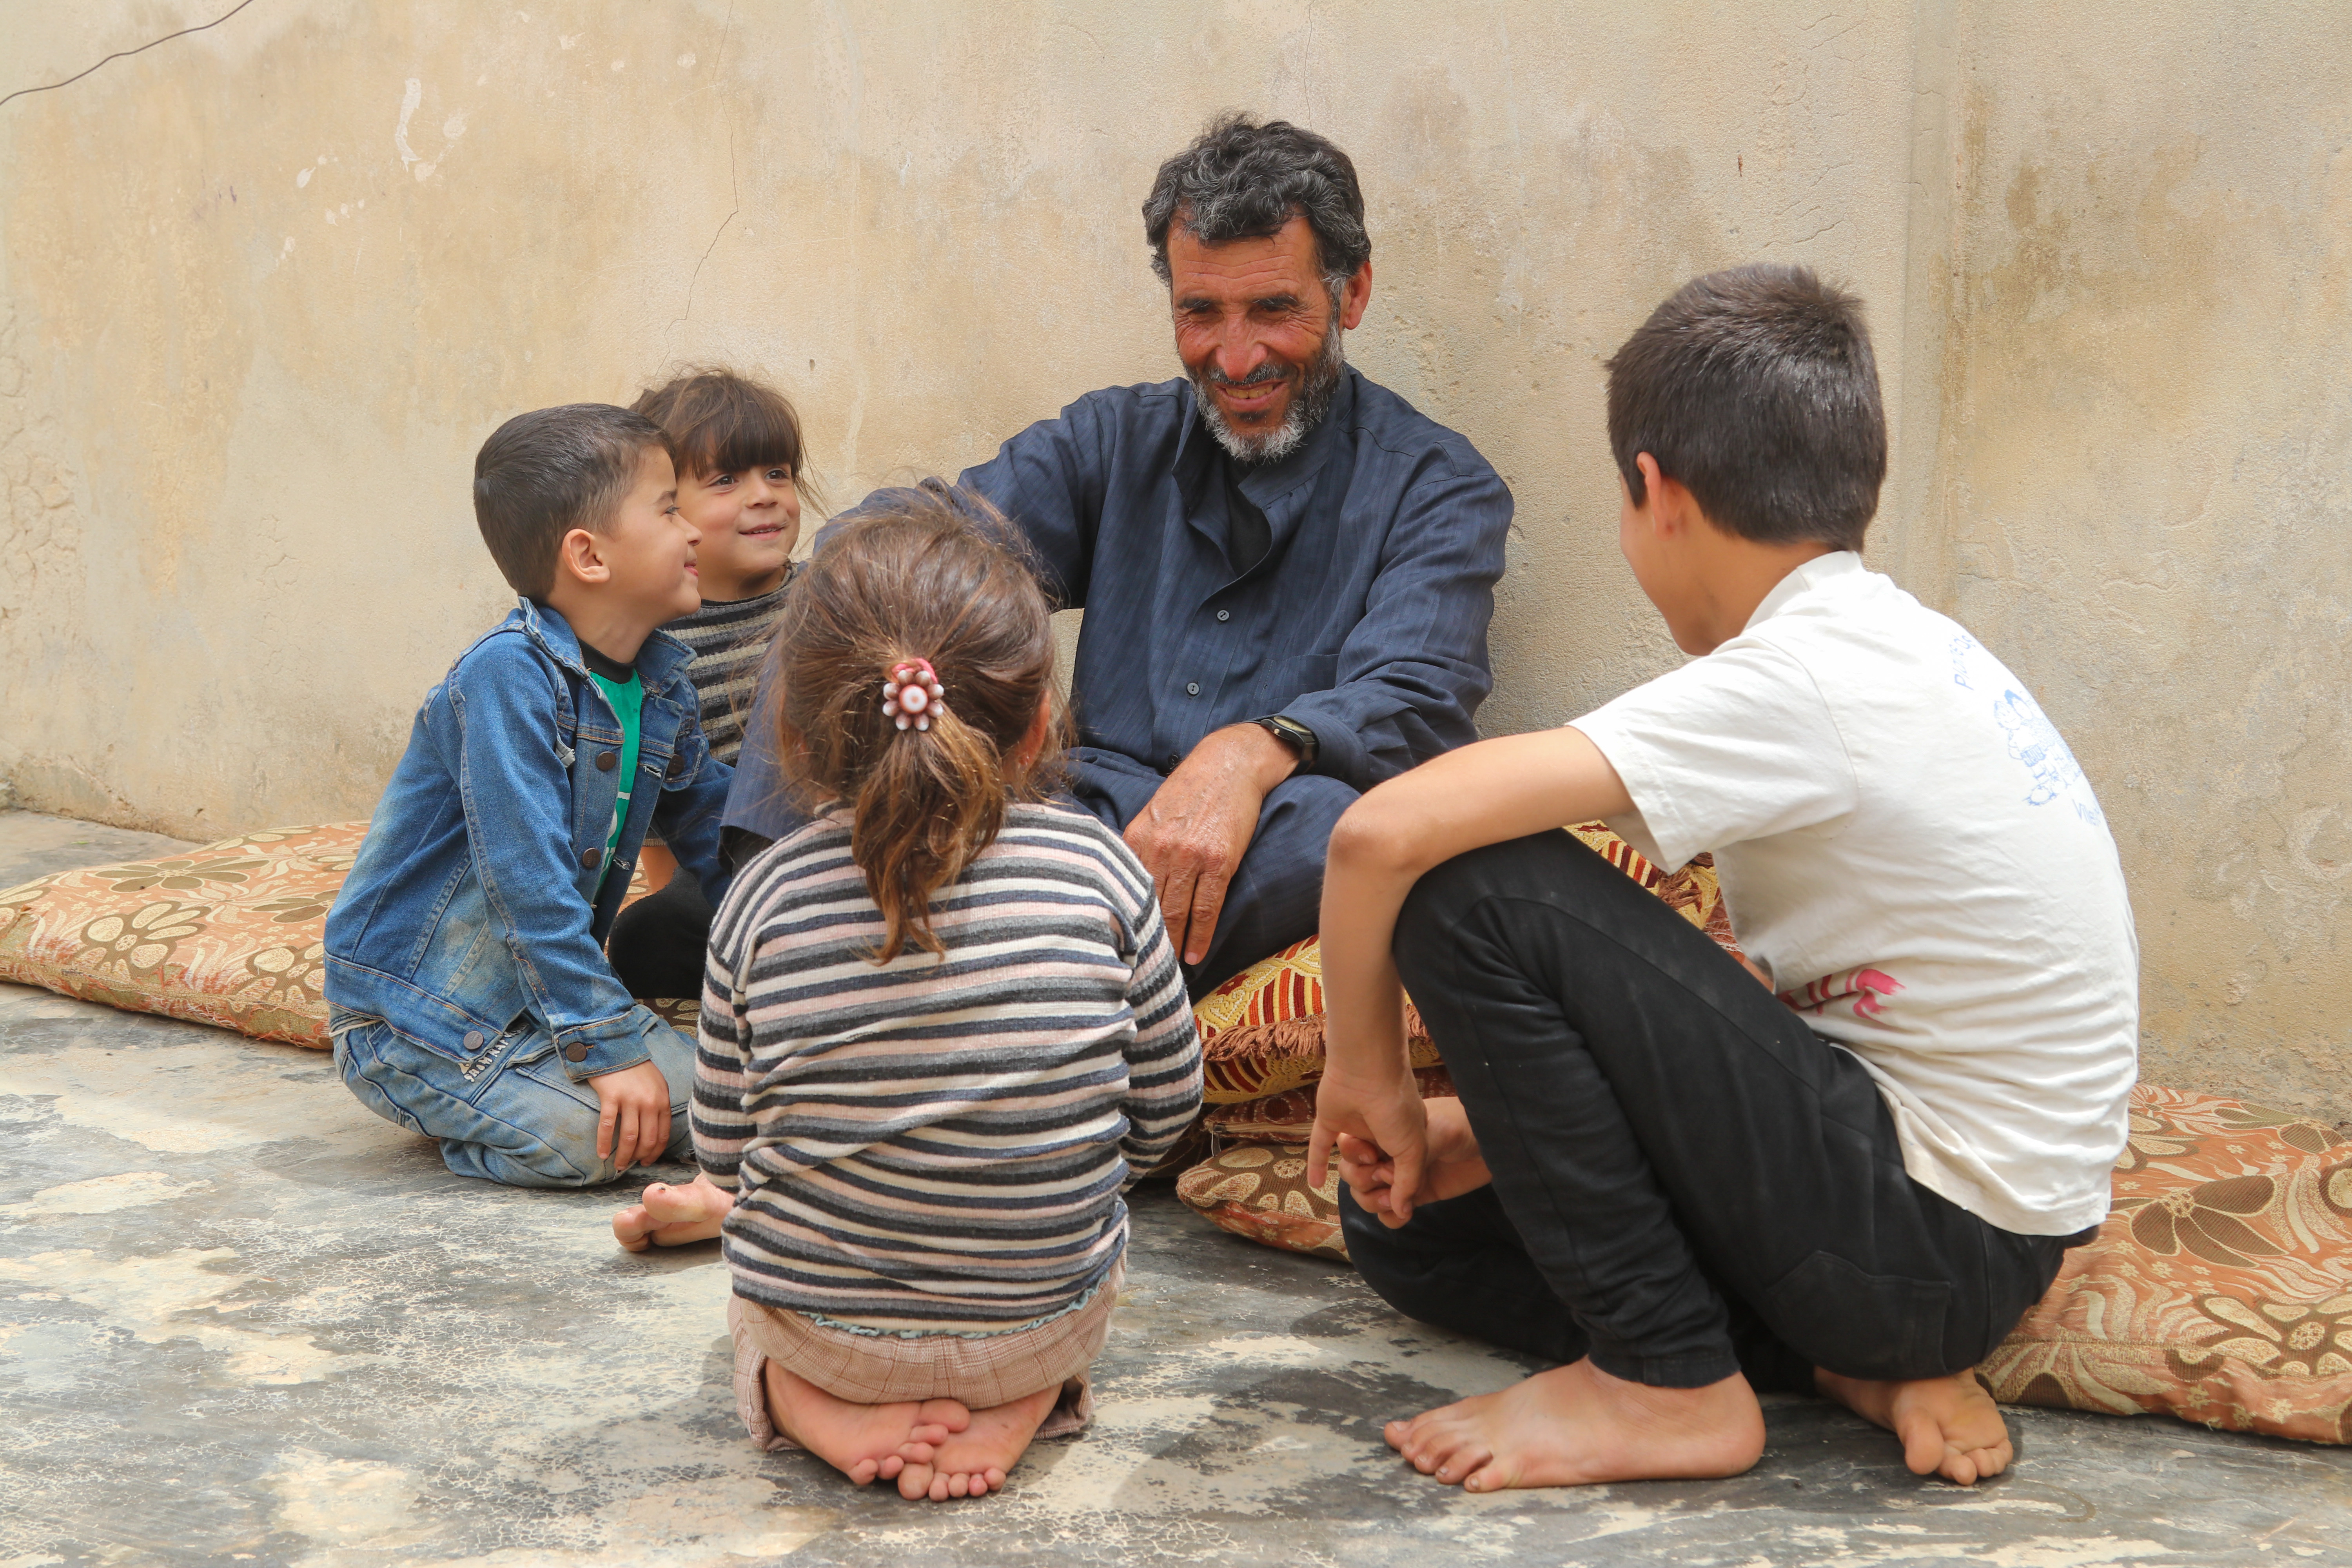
[666, 754, 685, 778]
[563, 1043, 589, 1063]
[580, 848, 601, 869]
[597, 751, 618, 771]
[463, 1030, 484, 1051]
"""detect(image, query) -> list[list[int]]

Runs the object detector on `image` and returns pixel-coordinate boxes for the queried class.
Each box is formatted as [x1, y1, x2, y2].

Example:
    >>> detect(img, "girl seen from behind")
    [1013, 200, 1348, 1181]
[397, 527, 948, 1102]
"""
[613, 485, 1204, 1501]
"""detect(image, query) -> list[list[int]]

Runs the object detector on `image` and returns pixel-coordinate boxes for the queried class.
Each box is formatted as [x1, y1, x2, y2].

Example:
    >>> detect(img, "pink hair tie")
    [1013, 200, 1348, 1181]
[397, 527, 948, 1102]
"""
[881, 659, 947, 732]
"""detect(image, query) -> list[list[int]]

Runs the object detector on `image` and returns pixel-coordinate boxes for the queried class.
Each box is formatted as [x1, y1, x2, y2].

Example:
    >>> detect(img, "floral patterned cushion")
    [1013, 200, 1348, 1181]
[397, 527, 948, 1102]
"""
[1189, 822, 1742, 1104]
[0, 823, 671, 1050]
[0, 824, 367, 1047]
[1174, 1145, 1348, 1263]
[1203, 1068, 1458, 1147]
[1981, 1087, 2351, 1445]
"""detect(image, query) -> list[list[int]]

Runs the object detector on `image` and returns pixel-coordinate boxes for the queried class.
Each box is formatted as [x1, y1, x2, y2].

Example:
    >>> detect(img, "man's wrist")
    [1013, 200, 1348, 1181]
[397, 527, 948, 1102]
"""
[1223, 719, 1302, 789]
[1250, 714, 1318, 773]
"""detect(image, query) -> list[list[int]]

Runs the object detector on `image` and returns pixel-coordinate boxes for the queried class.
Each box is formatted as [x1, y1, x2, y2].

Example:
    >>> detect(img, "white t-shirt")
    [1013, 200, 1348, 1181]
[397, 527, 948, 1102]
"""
[1572, 552, 2137, 1236]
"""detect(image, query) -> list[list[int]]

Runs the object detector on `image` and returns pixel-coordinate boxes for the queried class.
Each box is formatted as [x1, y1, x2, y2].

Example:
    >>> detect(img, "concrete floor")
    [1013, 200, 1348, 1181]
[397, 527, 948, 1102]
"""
[2, 809, 2347, 1568]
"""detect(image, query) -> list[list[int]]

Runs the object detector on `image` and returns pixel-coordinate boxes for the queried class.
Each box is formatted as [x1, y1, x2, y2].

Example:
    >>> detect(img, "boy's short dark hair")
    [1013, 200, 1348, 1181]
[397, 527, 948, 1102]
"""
[630, 368, 814, 502]
[473, 404, 666, 598]
[1606, 264, 1887, 552]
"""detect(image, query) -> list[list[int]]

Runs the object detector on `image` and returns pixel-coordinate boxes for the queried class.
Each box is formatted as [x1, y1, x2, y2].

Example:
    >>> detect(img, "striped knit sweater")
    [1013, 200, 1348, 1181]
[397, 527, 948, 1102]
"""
[694, 802, 1203, 1332]
[662, 572, 793, 767]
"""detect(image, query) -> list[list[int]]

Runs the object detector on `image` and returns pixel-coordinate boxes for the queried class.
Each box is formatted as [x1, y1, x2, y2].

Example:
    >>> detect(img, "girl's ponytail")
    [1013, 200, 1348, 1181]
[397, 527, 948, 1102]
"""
[763, 484, 1065, 963]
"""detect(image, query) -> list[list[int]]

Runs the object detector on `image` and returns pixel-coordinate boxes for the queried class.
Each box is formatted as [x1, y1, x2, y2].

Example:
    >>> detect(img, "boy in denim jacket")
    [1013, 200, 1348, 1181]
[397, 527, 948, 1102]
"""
[325, 404, 735, 1187]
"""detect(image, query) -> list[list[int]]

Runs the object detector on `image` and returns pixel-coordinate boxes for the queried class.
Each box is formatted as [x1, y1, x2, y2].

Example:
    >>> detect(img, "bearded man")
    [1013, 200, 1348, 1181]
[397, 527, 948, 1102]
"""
[715, 115, 1512, 995]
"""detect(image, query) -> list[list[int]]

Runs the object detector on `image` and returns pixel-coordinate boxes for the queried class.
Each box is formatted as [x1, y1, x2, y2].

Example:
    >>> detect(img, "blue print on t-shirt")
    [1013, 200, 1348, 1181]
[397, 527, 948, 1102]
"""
[1949, 633, 2103, 824]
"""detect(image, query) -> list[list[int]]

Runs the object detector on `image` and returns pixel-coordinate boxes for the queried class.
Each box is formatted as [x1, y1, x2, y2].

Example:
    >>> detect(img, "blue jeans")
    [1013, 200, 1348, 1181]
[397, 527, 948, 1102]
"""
[332, 1007, 695, 1188]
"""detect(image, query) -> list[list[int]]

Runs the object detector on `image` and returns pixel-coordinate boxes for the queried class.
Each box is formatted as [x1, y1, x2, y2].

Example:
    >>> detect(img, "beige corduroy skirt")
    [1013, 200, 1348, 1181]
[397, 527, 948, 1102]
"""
[730, 1263, 1123, 1451]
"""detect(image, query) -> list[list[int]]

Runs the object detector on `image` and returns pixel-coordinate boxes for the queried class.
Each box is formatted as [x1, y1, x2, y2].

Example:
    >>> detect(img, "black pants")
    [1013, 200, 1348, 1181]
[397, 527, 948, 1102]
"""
[604, 872, 715, 1001]
[1343, 831, 2087, 1392]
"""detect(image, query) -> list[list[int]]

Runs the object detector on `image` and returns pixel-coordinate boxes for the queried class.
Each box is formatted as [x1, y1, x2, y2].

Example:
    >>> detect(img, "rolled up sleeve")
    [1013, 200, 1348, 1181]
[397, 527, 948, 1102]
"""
[1279, 455, 1512, 790]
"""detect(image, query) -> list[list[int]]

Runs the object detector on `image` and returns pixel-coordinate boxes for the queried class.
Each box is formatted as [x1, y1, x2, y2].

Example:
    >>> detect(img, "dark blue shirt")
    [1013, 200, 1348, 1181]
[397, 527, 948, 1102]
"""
[722, 367, 1510, 838]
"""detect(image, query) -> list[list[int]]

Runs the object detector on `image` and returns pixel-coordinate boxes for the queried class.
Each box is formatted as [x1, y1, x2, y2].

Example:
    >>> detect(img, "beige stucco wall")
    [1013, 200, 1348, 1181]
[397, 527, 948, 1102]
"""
[2, 2, 2345, 1116]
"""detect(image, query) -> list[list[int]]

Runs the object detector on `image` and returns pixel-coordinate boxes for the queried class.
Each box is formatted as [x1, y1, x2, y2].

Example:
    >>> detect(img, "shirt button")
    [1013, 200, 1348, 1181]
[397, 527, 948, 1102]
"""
[597, 750, 617, 771]
[463, 1030, 484, 1052]
[1186, 682, 1200, 696]
[1216, 609, 1231, 622]
[580, 848, 601, 869]
[564, 1043, 590, 1063]
[1166, 753, 1180, 769]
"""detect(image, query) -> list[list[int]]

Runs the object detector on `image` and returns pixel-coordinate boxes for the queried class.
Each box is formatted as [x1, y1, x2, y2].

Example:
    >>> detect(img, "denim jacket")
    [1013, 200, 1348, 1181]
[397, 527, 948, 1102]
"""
[324, 599, 733, 1081]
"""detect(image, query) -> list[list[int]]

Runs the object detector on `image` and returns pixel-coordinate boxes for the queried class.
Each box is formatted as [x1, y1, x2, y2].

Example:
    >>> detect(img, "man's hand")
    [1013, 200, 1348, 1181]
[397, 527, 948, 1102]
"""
[588, 1058, 673, 1173]
[1125, 722, 1299, 966]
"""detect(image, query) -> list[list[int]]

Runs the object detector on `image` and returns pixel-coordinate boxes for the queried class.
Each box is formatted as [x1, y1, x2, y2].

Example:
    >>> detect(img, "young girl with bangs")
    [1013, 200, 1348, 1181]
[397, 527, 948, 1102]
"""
[607, 367, 818, 999]
[612, 484, 1203, 1503]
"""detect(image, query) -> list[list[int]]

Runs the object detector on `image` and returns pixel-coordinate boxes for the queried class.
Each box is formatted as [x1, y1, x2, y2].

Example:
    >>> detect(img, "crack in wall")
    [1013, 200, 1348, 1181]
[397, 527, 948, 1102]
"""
[0, 0, 262, 111]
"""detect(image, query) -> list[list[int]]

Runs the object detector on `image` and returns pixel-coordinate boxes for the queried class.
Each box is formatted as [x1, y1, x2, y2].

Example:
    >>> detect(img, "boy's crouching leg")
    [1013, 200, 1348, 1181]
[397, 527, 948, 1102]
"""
[452, 1022, 697, 1188]
[337, 1017, 696, 1190]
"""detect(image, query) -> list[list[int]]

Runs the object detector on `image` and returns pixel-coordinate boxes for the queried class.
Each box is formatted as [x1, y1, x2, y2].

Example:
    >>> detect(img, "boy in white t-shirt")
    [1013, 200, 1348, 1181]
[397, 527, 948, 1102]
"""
[1308, 264, 2136, 1493]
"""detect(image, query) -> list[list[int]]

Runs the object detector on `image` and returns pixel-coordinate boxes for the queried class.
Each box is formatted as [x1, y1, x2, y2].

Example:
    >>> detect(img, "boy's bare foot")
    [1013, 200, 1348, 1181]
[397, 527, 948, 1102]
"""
[759, 1361, 973, 1488]
[1385, 1358, 1766, 1492]
[1815, 1367, 2013, 1485]
[612, 1173, 733, 1251]
[894, 1382, 1062, 1501]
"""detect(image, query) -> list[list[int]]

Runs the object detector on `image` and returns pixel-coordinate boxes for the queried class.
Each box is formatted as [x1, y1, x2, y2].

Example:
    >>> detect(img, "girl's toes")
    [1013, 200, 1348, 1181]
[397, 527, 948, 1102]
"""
[918, 1398, 972, 1433]
[877, 1454, 905, 1480]
[897, 1463, 934, 1501]
[897, 1440, 936, 1464]
[846, 1458, 878, 1486]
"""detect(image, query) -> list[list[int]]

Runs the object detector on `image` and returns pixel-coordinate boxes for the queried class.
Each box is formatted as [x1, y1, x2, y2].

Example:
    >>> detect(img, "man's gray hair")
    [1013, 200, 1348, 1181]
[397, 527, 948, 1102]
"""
[1142, 114, 1370, 290]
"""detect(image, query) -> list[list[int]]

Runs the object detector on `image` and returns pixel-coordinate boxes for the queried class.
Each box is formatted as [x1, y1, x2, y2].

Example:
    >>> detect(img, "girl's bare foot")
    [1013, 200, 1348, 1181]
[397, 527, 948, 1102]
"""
[1385, 1358, 1766, 1492]
[759, 1361, 973, 1488]
[894, 1382, 1062, 1501]
[1815, 1367, 2013, 1485]
[612, 1173, 733, 1251]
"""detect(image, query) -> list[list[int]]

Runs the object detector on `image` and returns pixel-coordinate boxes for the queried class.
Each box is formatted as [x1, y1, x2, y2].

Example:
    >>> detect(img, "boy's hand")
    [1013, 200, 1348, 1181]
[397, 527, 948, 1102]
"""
[588, 1059, 673, 1172]
[1331, 1096, 1492, 1224]
[1309, 1068, 1434, 1227]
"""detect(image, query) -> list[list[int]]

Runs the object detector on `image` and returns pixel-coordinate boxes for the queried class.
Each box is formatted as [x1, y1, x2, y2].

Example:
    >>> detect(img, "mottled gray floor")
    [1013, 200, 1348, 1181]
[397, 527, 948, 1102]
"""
[2, 810, 2347, 1568]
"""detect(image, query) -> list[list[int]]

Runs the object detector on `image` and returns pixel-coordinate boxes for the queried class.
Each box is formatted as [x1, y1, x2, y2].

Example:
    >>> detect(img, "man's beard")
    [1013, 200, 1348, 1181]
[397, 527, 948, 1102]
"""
[1191, 316, 1346, 466]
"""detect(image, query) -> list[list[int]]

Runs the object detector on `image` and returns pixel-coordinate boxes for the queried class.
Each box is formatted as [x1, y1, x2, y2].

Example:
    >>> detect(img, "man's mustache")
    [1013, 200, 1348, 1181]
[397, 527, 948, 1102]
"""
[1204, 361, 1292, 388]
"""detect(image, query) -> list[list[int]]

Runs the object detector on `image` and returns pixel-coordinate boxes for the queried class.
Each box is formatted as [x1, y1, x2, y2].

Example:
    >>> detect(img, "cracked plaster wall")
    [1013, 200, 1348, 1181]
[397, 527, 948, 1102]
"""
[0, 1, 2343, 1116]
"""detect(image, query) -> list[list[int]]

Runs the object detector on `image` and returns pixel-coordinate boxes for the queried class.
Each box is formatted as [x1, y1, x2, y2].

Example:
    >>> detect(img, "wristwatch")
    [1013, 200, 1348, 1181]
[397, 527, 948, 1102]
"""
[1252, 714, 1319, 769]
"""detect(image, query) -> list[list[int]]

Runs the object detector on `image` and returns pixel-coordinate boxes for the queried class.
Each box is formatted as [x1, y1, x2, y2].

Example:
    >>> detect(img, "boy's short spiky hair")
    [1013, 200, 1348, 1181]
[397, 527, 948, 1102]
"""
[630, 367, 815, 505]
[472, 404, 667, 599]
[1606, 264, 1887, 552]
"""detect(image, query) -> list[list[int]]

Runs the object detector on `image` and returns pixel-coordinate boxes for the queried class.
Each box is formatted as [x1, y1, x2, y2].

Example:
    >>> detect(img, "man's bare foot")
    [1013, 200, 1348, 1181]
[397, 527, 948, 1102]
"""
[612, 1173, 733, 1251]
[894, 1382, 1063, 1501]
[759, 1360, 973, 1488]
[1815, 1368, 2013, 1485]
[1385, 1357, 1765, 1492]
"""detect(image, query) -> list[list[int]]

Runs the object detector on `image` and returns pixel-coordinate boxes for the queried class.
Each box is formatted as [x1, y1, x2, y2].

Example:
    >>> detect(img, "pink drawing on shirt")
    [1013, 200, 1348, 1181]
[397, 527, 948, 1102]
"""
[1781, 967, 1905, 1020]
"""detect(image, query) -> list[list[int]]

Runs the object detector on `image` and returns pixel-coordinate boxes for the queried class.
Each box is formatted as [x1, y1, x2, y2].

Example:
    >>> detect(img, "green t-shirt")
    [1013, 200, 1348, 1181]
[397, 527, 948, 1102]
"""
[588, 668, 644, 893]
